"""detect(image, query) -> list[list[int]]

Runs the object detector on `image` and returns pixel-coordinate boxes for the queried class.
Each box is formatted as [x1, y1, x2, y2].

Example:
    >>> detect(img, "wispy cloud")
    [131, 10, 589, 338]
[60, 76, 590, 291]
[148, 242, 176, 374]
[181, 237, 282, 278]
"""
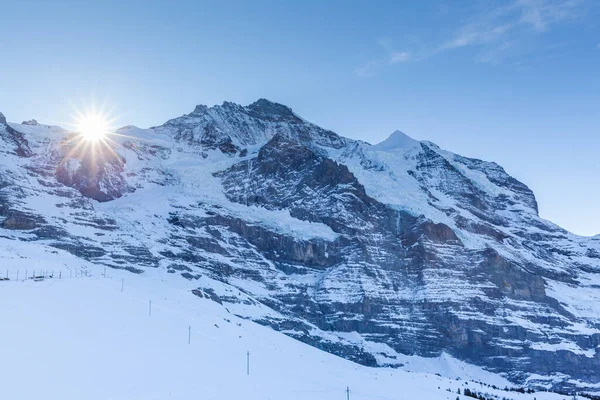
[355, 38, 413, 77]
[441, 0, 581, 49]
[356, 0, 585, 76]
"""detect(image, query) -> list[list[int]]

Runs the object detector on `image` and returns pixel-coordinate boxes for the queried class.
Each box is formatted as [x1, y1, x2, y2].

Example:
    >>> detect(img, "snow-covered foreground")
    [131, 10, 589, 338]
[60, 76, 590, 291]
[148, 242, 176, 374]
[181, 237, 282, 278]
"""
[0, 265, 574, 400]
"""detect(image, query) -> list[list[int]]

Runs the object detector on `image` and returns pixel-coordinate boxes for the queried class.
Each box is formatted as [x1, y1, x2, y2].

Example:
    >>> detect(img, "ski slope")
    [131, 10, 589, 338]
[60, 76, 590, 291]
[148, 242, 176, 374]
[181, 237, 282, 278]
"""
[0, 262, 574, 400]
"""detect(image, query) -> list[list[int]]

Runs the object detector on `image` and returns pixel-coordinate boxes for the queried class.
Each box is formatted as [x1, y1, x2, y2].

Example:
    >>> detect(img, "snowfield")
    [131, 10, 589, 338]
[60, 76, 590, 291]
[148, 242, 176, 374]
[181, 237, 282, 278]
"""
[0, 251, 578, 400]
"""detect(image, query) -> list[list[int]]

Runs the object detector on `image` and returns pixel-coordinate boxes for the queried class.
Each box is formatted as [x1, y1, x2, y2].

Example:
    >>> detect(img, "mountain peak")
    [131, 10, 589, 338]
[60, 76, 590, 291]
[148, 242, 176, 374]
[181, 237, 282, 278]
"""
[374, 130, 419, 150]
[191, 104, 209, 115]
[0, 112, 6, 125]
[247, 98, 299, 122]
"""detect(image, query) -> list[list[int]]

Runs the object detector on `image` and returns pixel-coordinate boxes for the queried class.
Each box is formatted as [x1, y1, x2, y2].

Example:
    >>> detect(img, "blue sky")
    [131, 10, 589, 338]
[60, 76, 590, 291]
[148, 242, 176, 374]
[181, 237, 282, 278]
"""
[0, 0, 598, 235]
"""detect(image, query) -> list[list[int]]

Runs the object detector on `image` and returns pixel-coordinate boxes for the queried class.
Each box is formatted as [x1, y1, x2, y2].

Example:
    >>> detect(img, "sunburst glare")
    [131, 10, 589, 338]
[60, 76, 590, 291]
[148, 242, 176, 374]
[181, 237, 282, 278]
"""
[63, 102, 149, 166]
[61, 103, 127, 169]
[76, 112, 111, 142]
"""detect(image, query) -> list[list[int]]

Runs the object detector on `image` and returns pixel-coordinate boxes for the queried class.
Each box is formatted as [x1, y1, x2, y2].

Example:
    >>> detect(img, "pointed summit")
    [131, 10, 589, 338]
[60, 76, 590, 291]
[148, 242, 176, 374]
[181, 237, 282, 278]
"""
[247, 98, 299, 122]
[0, 112, 6, 125]
[374, 130, 419, 150]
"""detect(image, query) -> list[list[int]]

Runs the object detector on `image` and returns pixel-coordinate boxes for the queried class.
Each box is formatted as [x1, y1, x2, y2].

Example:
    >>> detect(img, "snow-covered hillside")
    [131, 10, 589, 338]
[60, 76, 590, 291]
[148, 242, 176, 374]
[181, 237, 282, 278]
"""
[0, 101, 599, 394]
[0, 245, 577, 400]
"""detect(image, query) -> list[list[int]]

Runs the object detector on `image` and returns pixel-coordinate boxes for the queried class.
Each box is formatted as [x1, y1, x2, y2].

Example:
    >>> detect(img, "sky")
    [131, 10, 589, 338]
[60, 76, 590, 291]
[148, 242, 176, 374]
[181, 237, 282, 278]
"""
[0, 0, 598, 235]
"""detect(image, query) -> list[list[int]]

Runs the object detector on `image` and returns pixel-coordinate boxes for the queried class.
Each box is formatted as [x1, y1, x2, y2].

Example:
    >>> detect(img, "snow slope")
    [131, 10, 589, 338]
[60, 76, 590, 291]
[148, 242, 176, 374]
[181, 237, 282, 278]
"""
[0, 250, 575, 400]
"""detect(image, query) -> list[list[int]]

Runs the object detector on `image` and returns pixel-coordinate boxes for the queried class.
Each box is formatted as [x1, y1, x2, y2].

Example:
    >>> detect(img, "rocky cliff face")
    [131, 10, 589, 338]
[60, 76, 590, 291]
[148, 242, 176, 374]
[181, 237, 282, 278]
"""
[54, 138, 131, 202]
[0, 100, 599, 392]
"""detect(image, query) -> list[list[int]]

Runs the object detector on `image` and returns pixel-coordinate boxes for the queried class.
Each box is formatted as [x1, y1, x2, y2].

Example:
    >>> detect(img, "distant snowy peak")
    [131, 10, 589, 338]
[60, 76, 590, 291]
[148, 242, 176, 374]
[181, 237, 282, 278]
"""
[7, 121, 68, 142]
[374, 130, 419, 150]
[156, 98, 348, 152]
[171, 98, 297, 124]
[188, 99, 300, 123]
[0, 112, 6, 125]
[246, 98, 301, 122]
[116, 125, 138, 133]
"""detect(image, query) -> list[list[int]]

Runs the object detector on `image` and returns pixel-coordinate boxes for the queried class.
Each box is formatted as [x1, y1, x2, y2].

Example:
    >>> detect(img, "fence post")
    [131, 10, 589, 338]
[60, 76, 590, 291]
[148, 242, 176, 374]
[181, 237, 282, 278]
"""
[188, 326, 191, 344]
[246, 351, 250, 375]
[149, 300, 152, 316]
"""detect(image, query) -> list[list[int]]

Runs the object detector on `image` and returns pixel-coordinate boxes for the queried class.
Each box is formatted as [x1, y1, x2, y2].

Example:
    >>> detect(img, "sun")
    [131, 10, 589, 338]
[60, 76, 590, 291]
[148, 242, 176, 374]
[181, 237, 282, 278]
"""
[76, 113, 111, 141]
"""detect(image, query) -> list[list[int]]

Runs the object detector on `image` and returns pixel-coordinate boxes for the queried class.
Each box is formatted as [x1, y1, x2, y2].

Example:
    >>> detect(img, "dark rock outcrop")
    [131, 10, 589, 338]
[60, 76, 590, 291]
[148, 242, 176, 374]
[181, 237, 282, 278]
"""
[0, 210, 42, 230]
[55, 140, 131, 202]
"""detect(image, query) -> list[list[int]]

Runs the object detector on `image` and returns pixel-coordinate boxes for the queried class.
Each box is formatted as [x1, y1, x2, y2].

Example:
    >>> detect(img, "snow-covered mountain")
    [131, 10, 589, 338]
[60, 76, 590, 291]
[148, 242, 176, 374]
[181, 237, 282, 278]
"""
[1, 100, 599, 393]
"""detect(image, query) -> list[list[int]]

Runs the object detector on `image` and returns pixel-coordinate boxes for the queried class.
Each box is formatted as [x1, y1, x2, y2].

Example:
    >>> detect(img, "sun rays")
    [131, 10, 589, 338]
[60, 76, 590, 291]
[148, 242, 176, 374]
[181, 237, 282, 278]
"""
[76, 112, 111, 142]
[59, 102, 152, 177]
[59, 105, 125, 177]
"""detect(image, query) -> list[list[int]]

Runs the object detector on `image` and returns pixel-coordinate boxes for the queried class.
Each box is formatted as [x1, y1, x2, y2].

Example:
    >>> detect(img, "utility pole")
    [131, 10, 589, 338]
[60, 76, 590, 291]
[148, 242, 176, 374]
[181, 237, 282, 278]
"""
[346, 386, 350, 400]
[246, 351, 250, 375]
